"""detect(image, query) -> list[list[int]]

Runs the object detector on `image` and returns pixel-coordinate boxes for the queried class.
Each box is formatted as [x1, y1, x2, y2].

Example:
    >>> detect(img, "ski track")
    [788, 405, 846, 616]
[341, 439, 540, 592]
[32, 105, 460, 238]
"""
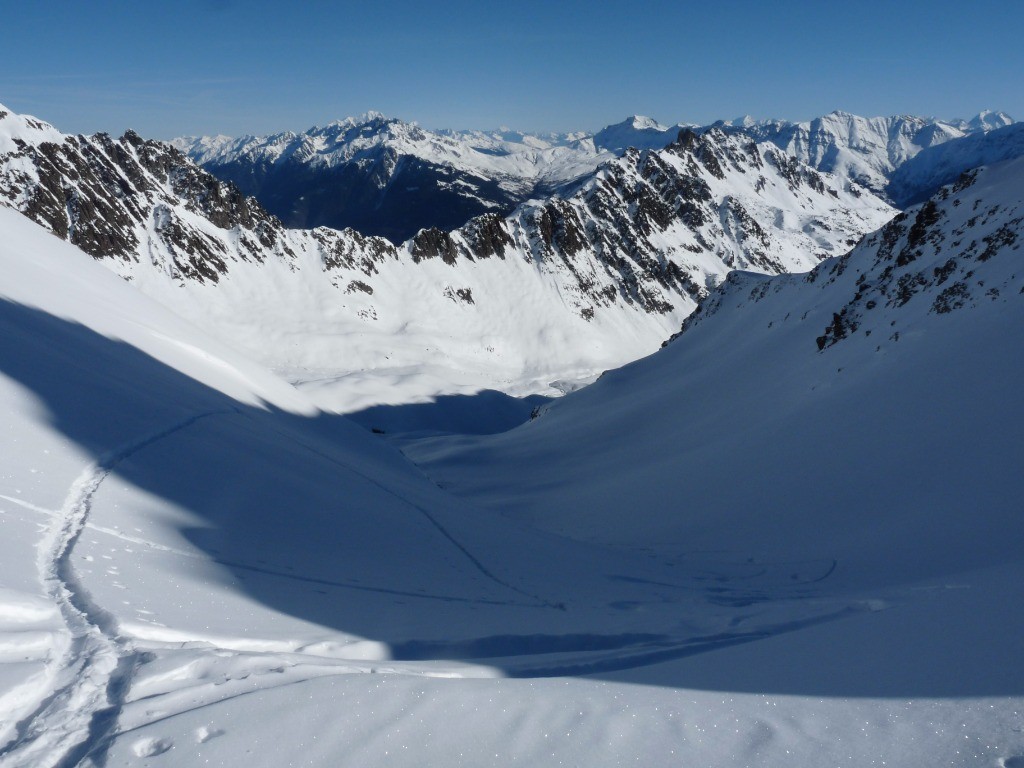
[0, 410, 232, 768]
[0, 408, 857, 766]
[0, 407, 561, 766]
[0, 497, 538, 608]
[248, 415, 563, 609]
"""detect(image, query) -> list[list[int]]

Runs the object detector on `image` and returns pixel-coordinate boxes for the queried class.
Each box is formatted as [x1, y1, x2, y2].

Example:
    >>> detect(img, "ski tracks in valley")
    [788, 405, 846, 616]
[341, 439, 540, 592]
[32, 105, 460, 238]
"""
[0, 410, 231, 768]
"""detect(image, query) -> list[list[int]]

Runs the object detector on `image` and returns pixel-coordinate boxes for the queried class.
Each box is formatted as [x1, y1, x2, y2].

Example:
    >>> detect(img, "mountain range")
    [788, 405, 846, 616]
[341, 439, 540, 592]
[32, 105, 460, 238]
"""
[0, 98, 1023, 768]
[173, 109, 1012, 242]
[0, 102, 894, 411]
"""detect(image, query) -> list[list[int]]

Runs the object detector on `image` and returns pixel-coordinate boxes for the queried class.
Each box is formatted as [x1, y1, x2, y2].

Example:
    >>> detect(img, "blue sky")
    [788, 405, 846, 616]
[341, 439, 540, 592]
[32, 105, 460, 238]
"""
[2, 0, 1022, 138]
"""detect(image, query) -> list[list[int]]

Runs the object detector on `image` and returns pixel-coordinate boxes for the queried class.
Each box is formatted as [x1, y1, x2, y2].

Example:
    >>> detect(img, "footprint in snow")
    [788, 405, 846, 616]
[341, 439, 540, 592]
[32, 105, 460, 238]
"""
[132, 737, 173, 757]
[195, 725, 224, 743]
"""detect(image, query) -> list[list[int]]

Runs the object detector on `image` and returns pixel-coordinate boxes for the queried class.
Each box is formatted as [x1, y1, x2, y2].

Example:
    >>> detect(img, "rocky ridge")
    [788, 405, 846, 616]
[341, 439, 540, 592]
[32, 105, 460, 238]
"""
[0, 103, 893, 407]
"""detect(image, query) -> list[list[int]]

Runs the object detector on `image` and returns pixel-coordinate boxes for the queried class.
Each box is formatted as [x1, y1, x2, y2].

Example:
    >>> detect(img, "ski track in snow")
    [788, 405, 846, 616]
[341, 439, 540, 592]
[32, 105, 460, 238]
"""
[0, 410, 233, 768]
[0, 407, 566, 767]
[248, 417, 564, 610]
[0, 406, 859, 767]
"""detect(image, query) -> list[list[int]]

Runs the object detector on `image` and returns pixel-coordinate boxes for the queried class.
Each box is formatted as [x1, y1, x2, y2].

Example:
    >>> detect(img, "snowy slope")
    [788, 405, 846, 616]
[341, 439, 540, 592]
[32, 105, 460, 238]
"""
[0, 204, 804, 766]
[400, 157, 1024, 764]
[888, 121, 1024, 206]
[7, 204, 1010, 768]
[741, 110, 1012, 196]
[409, 154, 1024, 578]
[0, 104, 894, 413]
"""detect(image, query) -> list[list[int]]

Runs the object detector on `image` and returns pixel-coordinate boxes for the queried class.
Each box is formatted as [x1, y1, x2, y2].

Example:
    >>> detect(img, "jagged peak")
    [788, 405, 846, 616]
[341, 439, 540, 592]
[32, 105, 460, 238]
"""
[0, 104, 66, 152]
[319, 110, 397, 132]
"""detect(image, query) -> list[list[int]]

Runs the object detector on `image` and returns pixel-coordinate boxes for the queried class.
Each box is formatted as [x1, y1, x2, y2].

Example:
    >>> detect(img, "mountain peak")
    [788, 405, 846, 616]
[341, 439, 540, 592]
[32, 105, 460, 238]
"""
[593, 116, 675, 153]
[600, 115, 664, 131]
[0, 104, 65, 153]
[968, 110, 1014, 131]
[322, 110, 394, 130]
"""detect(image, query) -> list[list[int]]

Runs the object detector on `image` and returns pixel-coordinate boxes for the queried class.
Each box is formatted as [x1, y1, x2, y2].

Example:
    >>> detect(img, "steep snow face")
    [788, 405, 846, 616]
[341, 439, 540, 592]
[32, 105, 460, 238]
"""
[742, 111, 973, 195]
[0, 105, 894, 412]
[888, 122, 1024, 206]
[408, 154, 1024, 585]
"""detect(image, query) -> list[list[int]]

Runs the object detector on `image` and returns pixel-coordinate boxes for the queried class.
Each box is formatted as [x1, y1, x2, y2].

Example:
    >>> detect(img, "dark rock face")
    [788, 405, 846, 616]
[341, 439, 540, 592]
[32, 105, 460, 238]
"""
[810, 167, 1021, 350]
[200, 153, 543, 245]
[2, 110, 880, 333]
[2, 130, 298, 283]
[411, 228, 460, 265]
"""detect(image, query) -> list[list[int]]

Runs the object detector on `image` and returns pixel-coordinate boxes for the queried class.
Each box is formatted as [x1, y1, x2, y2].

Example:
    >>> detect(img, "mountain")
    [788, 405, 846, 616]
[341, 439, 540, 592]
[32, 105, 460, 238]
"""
[730, 109, 1014, 198]
[964, 109, 1015, 132]
[0, 204, 763, 766]
[736, 111, 969, 194]
[401, 155, 1024, 762]
[2, 136, 1021, 768]
[591, 115, 689, 153]
[177, 109, 1013, 243]
[171, 113, 618, 243]
[172, 113, 689, 243]
[408, 151, 1024, 561]
[887, 121, 1024, 206]
[0, 104, 893, 412]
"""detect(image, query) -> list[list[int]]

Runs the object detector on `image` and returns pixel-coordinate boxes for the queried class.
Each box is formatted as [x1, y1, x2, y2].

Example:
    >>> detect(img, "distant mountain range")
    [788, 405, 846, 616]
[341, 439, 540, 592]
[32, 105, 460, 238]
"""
[172, 110, 1013, 242]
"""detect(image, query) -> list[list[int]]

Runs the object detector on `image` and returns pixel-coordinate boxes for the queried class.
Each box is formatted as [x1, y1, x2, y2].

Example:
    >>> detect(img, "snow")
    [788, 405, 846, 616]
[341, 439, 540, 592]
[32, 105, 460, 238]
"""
[400, 157, 1024, 765]
[1, 110, 1023, 767]
[1, 104, 894, 416]
[888, 122, 1024, 206]
[172, 113, 617, 190]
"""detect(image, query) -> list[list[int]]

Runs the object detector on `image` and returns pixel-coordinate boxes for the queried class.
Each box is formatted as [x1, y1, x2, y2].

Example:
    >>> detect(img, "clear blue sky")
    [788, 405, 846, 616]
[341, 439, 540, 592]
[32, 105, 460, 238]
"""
[2, 0, 1021, 139]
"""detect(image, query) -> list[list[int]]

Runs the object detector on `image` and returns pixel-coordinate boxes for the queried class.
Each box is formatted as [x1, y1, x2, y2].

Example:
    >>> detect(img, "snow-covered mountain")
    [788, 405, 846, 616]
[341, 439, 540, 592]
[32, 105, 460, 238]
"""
[732, 110, 997, 196]
[172, 113, 620, 242]
[2, 136, 1022, 768]
[401, 154, 1024, 764]
[176, 110, 1012, 243]
[0, 204, 776, 766]
[591, 115, 690, 153]
[887, 121, 1024, 206]
[409, 151, 1024, 559]
[960, 108, 1015, 132]
[0, 103, 893, 411]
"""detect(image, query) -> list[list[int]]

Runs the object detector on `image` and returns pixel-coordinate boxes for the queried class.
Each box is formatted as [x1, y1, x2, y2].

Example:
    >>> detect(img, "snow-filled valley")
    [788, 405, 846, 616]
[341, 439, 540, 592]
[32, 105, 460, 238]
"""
[0, 99, 1023, 768]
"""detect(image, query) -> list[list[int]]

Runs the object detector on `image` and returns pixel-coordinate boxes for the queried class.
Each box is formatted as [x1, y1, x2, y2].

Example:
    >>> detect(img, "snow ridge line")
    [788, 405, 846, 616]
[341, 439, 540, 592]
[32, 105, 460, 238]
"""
[0, 409, 232, 768]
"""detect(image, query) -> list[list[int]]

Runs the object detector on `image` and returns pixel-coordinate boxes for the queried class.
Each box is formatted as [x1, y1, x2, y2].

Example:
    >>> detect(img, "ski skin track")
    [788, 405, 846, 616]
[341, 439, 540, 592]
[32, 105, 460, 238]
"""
[0, 410, 232, 768]
[0, 405, 557, 767]
[0, 404, 861, 766]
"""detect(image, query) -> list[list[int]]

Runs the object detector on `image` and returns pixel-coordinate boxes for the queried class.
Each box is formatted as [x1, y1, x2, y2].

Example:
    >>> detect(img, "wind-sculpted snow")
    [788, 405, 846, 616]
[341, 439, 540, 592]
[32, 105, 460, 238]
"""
[0, 104, 893, 412]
